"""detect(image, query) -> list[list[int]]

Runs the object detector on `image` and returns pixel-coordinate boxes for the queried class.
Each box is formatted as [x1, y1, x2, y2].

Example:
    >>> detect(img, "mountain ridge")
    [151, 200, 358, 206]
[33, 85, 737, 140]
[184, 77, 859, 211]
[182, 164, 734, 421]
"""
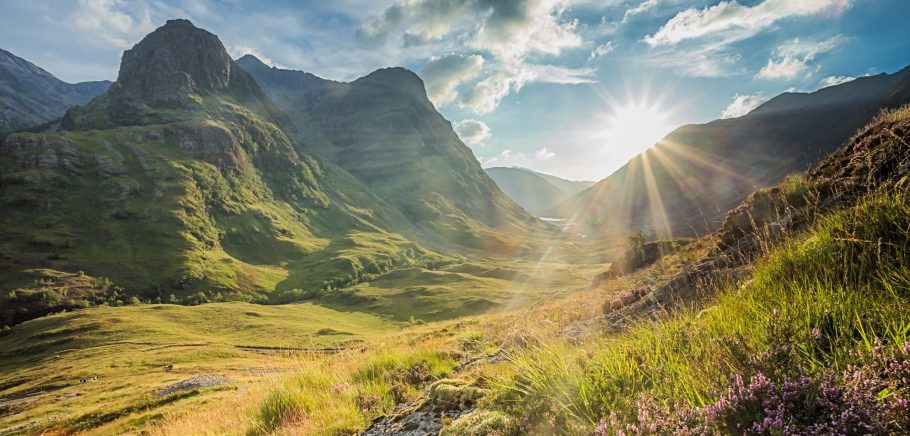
[552, 64, 910, 239]
[236, 54, 544, 254]
[0, 48, 110, 135]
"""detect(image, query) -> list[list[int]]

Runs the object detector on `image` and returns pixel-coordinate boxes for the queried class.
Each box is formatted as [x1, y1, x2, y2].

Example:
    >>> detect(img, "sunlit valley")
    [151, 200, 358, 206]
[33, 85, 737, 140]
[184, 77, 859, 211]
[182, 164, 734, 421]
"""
[1, 1, 910, 435]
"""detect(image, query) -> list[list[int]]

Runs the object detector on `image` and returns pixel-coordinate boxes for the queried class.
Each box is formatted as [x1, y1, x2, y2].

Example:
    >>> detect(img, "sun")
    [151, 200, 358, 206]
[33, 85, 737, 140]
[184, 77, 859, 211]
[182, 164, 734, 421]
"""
[604, 102, 674, 155]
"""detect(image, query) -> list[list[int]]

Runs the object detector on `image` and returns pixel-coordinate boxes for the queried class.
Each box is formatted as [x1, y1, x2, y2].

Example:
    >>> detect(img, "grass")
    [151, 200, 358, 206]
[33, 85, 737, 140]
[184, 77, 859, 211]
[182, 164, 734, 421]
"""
[129, 185, 910, 434]
[0, 302, 398, 433]
[478, 187, 910, 433]
[0, 258, 602, 434]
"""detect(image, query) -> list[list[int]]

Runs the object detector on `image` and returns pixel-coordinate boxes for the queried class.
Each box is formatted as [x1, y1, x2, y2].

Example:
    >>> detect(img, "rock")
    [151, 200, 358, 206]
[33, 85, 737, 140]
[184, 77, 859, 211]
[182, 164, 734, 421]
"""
[152, 374, 229, 397]
[115, 19, 233, 108]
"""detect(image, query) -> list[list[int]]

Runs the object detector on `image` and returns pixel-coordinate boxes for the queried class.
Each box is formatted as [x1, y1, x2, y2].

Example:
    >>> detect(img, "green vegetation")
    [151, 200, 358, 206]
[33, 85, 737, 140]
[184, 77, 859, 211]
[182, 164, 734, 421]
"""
[487, 188, 910, 432]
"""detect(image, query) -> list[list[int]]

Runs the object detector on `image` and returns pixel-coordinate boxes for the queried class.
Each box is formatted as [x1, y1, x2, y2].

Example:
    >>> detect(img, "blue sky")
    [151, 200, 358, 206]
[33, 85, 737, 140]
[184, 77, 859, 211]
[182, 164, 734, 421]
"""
[2, 0, 909, 181]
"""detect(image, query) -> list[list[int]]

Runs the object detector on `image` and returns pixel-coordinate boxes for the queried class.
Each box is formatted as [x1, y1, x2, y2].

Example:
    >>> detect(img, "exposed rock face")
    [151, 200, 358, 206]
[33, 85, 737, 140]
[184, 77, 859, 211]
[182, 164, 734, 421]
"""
[114, 19, 233, 107]
[0, 48, 110, 134]
[64, 19, 275, 129]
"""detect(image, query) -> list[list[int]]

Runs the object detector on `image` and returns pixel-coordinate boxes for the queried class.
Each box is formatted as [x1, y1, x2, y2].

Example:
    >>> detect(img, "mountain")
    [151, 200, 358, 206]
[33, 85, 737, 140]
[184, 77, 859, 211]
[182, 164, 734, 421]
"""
[236, 55, 541, 252]
[552, 66, 910, 239]
[484, 166, 593, 215]
[0, 19, 450, 326]
[0, 48, 110, 135]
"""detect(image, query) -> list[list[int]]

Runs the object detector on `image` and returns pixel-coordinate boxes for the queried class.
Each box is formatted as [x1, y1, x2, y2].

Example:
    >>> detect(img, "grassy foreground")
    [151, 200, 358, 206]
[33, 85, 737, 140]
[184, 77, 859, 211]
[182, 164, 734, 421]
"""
[0, 258, 601, 434]
[140, 186, 910, 435]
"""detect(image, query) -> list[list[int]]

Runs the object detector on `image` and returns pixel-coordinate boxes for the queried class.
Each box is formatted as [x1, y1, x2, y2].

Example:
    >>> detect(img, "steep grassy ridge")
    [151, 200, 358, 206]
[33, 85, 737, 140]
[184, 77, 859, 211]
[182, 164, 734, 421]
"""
[236, 56, 547, 255]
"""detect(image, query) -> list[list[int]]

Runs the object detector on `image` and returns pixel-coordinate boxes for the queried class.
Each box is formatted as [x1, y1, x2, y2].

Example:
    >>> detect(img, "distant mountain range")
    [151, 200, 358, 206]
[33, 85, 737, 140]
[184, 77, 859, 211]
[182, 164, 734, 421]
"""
[552, 65, 910, 238]
[484, 167, 593, 215]
[0, 48, 109, 135]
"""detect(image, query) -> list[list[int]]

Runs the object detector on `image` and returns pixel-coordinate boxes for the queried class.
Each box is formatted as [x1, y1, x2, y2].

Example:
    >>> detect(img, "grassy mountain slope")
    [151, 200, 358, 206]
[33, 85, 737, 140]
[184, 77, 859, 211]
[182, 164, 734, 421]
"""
[485, 166, 593, 215]
[552, 66, 910, 239]
[0, 20, 452, 326]
[0, 48, 109, 136]
[236, 55, 546, 255]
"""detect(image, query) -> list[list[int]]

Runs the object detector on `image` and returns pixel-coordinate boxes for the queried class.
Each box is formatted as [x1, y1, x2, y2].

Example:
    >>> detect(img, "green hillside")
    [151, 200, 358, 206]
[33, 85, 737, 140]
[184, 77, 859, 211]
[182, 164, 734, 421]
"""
[0, 20, 453, 326]
[236, 56, 547, 255]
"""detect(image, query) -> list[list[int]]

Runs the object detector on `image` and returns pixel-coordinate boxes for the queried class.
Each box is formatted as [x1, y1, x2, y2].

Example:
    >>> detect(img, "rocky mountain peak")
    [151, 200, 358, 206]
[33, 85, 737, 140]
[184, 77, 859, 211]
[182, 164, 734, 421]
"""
[113, 19, 234, 107]
[355, 67, 429, 100]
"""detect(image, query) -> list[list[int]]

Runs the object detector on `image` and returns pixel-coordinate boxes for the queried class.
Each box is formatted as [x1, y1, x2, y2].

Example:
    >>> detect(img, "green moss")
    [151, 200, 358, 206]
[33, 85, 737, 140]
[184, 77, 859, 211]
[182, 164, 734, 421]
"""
[441, 410, 515, 436]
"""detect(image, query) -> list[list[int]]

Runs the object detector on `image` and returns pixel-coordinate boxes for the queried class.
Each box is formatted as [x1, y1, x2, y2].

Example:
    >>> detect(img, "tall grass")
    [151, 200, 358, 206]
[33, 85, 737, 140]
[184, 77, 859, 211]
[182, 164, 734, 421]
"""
[491, 187, 910, 432]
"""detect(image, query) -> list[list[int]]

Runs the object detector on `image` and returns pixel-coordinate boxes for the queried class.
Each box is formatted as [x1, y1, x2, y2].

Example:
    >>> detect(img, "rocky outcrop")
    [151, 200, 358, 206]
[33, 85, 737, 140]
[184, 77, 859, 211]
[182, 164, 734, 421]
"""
[114, 19, 233, 108]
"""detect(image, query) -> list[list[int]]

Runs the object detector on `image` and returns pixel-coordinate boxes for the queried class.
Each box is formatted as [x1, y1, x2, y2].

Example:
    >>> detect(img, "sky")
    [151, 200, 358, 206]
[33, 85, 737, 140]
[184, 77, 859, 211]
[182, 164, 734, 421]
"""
[2, 0, 909, 181]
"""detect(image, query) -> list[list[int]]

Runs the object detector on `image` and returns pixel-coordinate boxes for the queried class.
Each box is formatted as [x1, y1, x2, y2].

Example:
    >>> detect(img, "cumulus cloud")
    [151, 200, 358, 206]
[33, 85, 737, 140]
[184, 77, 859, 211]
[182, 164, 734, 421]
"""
[817, 75, 856, 88]
[66, 0, 156, 48]
[721, 93, 767, 118]
[588, 41, 614, 61]
[358, 0, 590, 113]
[755, 36, 845, 80]
[645, 0, 852, 47]
[420, 53, 485, 106]
[470, 0, 584, 60]
[535, 147, 555, 159]
[453, 119, 492, 145]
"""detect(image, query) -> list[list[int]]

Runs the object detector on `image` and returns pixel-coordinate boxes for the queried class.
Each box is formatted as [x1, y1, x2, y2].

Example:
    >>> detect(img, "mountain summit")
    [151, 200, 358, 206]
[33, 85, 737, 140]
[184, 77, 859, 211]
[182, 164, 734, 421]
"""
[65, 19, 268, 128]
[115, 19, 235, 105]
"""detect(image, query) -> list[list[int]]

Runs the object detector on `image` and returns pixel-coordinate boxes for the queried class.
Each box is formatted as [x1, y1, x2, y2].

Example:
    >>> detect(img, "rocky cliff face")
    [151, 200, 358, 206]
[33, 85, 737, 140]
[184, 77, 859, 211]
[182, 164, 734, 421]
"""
[0, 48, 110, 135]
[64, 19, 275, 129]
[115, 19, 234, 106]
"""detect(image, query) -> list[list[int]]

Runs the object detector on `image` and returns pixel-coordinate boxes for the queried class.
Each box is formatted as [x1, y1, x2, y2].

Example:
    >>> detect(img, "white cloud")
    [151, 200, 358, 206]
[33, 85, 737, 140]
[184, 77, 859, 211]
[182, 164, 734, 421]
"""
[227, 43, 284, 68]
[66, 0, 156, 48]
[484, 149, 526, 167]
[624, 0, 658, 21]
[453, 119, 491, 145]
[358, 0, 591, 113]
[483, 146, 556, 167]
[755, 36, 845, 80]
[645, 0, 852, 47]
[470, 0, 584, 60]
[535, 147, 555, 159]
[420, 53, 485, 106]
[459, 62, 595, 114]
[588, 41, 614, 61]
[721, 93, 767, 118]
[817, 75, 856, 88]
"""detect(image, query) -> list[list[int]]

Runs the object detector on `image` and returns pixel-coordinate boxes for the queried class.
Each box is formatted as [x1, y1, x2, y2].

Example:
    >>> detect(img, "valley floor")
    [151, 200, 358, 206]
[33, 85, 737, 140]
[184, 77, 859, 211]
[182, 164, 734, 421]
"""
[0, 259, 604, 434]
